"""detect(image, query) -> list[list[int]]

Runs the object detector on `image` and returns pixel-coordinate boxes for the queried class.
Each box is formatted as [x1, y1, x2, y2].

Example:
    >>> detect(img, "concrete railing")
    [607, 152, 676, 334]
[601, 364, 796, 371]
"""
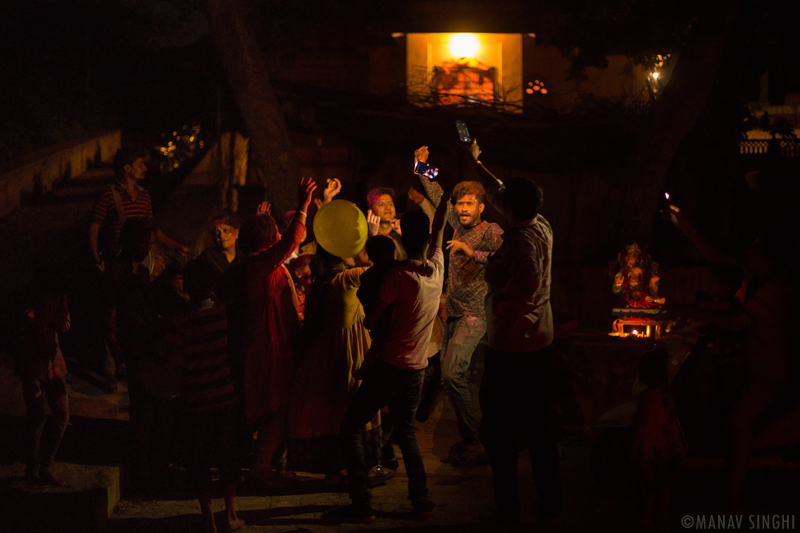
[0, 130, 122, 219]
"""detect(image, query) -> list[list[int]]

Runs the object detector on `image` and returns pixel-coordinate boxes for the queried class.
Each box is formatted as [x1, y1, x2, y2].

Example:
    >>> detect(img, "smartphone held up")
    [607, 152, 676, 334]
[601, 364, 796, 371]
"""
[658, 191, 672, 219]
[455, 120, 471, 143]
[414, 160, 439, 180]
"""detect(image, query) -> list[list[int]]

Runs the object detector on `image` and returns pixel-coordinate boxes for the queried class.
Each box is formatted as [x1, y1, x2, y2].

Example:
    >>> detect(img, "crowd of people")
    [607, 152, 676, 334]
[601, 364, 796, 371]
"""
[9, 138, 798, 530]
[10, 139, 560, 530]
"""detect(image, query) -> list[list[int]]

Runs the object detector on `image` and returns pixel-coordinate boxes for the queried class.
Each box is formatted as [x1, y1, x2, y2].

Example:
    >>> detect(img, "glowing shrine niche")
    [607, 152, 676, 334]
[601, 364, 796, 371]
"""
[406, 33, 522, 112]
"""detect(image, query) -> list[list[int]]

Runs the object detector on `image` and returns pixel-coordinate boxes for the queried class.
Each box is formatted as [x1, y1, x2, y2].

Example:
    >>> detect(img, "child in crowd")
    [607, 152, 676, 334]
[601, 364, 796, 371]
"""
[631, 348, 687, 527]
[12, 265, 71, 486]
[167, 259, 243, 533]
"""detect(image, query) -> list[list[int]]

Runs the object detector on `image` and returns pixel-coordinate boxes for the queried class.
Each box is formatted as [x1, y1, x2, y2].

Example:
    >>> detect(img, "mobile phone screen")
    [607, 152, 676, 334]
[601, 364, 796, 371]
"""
[414, 161, 439, 180]
[455, 121, 471, 143]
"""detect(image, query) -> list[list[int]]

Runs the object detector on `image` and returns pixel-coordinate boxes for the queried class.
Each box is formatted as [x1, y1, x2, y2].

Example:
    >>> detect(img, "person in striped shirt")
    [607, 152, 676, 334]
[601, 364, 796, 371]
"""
[167, 259, 243, 533]
[89, 146, 190, 271]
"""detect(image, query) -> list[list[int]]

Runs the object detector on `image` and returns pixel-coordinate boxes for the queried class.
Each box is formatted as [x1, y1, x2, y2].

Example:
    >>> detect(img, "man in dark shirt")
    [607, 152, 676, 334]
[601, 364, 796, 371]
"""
[414, 146, 503, 464]
[469, 140, 562, 524]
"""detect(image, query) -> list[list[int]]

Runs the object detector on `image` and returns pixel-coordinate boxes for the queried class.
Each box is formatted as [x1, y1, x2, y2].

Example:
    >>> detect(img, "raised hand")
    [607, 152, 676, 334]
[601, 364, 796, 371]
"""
[313, 198, 323, 210]
[414, 146, 429, 164]
[470, 139, 481, 161]
[407, 187, 425, 205]
[667, 204, 689, 231]
[390, 218, 402, 236]
[447, 239, 474, 258]
[367, 209, 381, 236]
[323, 178, 342, 204]
[257, 201, 272, 216]
[299, 177, 317, 211]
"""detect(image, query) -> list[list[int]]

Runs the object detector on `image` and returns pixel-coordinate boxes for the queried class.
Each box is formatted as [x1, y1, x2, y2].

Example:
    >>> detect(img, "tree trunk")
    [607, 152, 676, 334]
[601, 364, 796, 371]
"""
[620, 0, 743, 243]
[204, 0, 299, 215]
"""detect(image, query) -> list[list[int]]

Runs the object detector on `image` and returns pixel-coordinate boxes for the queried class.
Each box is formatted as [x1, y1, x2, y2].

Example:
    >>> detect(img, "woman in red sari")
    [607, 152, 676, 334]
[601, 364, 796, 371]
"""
[237, 177, 316, 483]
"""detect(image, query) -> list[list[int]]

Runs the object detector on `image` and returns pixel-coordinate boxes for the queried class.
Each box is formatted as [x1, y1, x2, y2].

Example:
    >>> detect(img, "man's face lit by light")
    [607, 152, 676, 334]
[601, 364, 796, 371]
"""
[455, 194, 484, 229]
[374, 194, 396, 223]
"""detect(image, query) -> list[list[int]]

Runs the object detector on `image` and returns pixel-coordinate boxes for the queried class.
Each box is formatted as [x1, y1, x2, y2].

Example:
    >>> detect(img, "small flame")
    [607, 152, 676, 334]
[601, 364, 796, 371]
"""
[632, 329, 639, 336]
[664, 192, 670, 201]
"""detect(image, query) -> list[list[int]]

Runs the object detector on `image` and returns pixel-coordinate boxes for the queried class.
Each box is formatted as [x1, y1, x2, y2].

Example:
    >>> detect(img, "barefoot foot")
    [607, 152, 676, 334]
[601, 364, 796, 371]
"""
[226, 517, 245, 532]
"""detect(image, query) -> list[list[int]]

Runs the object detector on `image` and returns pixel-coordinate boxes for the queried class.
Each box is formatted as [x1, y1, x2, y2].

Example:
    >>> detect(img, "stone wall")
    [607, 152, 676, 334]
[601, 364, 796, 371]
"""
[0, 131, 121, 218]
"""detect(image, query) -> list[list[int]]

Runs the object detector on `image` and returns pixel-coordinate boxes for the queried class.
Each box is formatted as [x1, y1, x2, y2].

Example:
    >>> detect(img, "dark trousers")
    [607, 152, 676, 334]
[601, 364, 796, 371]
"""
[479, 345, 563, 519]
[22, 377, 69, 476]
[127, 382, 176, 480]
[185, 404, 241, 492]
[340, 360, 427, 506]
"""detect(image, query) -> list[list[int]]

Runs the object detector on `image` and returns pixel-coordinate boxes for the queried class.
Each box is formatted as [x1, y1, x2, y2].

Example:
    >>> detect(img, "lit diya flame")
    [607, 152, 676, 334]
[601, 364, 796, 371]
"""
[664, 192, 670, 201]
[632, 329, 639, 337]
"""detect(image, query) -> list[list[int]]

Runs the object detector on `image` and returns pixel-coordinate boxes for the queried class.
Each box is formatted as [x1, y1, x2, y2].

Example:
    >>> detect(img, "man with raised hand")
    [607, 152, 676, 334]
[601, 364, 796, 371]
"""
[414, 145, 503, 465]
[468, 139, 562, 525]
[328, 178, 450, 525]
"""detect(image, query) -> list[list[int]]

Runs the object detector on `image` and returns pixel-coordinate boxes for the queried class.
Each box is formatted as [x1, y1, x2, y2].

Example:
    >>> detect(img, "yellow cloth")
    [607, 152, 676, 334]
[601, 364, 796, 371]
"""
[287, 267, 379, 438]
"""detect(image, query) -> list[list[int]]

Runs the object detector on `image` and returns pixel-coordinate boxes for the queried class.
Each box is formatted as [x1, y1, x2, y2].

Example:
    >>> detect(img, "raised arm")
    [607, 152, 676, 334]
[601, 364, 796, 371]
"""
[465, 139, 505, 208]
[251, 177, 317, 270]
[414, 146, 458, 229]
[408, 187, 436, 228]
[668, 205, 738, 268]
[429, 174, 454, 257]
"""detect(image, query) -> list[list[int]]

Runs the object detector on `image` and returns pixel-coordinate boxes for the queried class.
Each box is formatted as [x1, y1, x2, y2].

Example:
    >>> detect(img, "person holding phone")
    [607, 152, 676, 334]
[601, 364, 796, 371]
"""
[466, 139, 563, 525]
[413, 145, 503, 466]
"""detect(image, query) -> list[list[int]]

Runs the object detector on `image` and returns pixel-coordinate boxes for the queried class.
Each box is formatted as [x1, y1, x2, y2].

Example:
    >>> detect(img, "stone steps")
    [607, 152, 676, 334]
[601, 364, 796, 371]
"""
[0, 462, 120, 533]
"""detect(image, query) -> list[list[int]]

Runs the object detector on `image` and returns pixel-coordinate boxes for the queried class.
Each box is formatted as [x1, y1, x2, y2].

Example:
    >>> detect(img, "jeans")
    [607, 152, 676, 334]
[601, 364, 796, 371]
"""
[340, 360, 427, 506]
[441, 314, 486, 445]
[22, 377, 69, 475]
[479, 345, 562, 519]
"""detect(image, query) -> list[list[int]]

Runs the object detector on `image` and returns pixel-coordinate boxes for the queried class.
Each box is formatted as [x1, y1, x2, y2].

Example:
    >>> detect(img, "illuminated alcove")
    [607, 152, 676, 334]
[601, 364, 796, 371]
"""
[405, 33, 523, 112]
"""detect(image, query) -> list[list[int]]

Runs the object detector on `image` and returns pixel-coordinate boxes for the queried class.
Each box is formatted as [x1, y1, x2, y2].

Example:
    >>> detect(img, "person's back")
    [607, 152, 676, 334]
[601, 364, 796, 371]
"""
[358, 235, 400, 344]
[171, 302, 236, 413]
[468, 146, 563, 524]
[485, 213, 553, 352]
[169, 259, 243, 533]
[377, 248, 444, 370]
[332, 205, 448, 525]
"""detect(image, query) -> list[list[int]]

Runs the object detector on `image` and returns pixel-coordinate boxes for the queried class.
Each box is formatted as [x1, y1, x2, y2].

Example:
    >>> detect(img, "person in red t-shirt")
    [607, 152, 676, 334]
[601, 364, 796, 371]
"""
[327, 182, 450, 525]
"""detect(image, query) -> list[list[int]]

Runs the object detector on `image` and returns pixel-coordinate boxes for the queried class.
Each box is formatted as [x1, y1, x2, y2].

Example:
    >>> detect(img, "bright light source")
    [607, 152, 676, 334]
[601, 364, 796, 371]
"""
[540, 89, 548, 94]
[652, 72, 659, 80]
[632, 329, 639, 336]
[448, 33, 480, 59]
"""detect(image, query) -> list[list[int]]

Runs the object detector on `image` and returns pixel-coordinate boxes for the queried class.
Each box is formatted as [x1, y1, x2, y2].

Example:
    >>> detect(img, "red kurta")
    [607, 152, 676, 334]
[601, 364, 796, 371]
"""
[241, 218, 305, 424]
